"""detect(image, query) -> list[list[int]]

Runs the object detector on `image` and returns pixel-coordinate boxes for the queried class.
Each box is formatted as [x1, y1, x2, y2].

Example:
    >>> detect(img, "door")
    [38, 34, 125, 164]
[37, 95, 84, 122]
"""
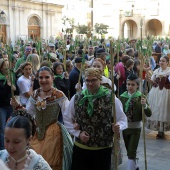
[28, 26, 40, 40]
[0, 25, 6, 44]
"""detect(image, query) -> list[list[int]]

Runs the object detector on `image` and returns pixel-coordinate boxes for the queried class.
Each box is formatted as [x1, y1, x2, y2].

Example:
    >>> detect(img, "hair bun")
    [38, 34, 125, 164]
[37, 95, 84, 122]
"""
[12, 110, 34, 122]
[11, 110, 36, 136]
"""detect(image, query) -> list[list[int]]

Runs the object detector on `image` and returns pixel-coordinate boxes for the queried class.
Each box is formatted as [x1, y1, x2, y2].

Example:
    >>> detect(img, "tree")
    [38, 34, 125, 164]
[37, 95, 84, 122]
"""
[94, 23, 109, 36]
[75, 24, 88, 35]
[62, 16, 74, 35]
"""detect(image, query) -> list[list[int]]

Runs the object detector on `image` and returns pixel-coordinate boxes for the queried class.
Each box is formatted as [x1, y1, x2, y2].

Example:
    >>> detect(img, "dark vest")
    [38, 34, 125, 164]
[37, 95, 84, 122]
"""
[74, 91, 114, 147]
[120, 95, 152, 122]
[153, 75, 170, 90]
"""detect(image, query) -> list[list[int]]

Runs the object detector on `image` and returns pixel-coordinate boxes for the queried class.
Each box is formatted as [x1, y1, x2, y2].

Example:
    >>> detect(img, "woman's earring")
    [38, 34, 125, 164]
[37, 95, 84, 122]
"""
[27, 144, 30, 155]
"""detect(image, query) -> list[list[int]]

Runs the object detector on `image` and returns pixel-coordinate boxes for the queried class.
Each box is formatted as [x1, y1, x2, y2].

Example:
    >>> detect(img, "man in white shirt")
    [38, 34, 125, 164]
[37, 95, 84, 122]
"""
[64, 67, 127, 170]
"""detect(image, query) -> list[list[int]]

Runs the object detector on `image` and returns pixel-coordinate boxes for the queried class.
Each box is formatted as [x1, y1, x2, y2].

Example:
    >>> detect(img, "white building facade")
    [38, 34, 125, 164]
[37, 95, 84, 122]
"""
[62, 0, 170, 39]
[1, 0, 170, 44]
[0, 0, 64, 45]
[93, 0, 170, 39]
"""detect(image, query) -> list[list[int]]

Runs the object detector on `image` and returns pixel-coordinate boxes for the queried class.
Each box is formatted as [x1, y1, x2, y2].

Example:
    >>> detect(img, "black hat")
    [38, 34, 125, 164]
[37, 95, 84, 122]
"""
[78, 49, 83, 55]
[96, 48, 108, 55]
[127, 73, 138, 81]
[75, 57, 82, 63]
[127, 73, 140, 85]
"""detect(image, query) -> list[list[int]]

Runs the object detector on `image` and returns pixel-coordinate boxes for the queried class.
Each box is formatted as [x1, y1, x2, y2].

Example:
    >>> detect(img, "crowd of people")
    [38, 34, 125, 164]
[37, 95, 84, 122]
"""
[0, 37, 170, 170]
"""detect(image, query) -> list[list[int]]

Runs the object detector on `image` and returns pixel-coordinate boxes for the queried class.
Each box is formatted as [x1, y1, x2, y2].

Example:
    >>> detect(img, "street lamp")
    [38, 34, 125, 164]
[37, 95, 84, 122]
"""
[0, 10, 5, 19]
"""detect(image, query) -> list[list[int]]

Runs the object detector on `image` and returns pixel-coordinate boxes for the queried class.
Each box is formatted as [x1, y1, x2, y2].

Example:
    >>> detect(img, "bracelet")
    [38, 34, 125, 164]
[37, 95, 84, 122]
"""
[15, 104, 23, 110]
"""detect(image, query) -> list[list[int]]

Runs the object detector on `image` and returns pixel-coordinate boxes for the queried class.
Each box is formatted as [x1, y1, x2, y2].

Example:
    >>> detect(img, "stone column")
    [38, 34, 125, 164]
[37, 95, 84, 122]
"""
[11, 6, 17, 43]
[45, 10, 55, 40]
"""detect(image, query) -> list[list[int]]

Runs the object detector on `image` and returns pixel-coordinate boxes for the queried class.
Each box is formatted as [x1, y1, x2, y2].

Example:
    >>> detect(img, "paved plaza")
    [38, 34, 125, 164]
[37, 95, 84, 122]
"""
[118, 129, 170, 170]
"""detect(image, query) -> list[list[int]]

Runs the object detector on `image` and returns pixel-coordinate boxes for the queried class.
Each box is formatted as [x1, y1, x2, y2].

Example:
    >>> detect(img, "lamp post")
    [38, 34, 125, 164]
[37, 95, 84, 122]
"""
[0, 10, 5, 27]
[0, 10, 5, 19]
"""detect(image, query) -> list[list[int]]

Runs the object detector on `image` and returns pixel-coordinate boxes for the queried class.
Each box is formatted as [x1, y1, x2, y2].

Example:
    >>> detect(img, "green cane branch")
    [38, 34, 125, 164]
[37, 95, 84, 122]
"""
[110, 40, 118, 170]
[6, 44, 14, 102]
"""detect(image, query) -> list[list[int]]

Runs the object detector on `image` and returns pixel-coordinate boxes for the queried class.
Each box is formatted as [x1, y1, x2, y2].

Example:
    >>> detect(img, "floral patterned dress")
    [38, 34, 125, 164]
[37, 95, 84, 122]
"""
[0, 149, 52, 170]
[26, 87, 73, 170]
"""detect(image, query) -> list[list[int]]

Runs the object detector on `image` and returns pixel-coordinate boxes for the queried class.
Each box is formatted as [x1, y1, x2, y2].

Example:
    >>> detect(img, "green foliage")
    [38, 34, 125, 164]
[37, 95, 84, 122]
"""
[62, 16, 75, 34]
[94, 23, 109, 35]
[75, 25, 88, 34]
[6, 44, 13, 62]
[35, 40, 42, 55]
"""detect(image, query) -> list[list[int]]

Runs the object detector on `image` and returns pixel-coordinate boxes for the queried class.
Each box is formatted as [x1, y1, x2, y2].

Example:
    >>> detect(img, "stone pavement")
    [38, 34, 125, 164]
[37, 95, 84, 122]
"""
[117, 129, 170, 170]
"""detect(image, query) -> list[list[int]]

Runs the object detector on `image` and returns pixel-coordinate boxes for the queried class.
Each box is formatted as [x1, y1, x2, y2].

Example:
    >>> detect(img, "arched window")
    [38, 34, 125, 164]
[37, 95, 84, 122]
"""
[28, 16, 39, 26]
[28, 16, 40, 40]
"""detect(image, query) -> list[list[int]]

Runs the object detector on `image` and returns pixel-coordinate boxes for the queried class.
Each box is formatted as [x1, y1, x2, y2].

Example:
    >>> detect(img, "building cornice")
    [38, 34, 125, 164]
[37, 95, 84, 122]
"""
[16, 0, 64, 8]
[11, 6, 25, 11]
[45, 10, 56, 15]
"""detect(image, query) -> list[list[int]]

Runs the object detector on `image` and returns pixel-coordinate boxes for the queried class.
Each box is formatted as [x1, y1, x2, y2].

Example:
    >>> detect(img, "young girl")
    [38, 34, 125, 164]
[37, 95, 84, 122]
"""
[0, 113, 52, 170]
[120, 73, 152, 170]
[125, 59, 134, 79]
[53, 62, 70, 98]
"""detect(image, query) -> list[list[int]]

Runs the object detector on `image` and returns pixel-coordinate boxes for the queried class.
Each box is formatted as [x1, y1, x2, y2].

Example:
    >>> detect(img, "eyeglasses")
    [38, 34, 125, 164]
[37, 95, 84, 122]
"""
[39, 76, 50, 79]
[85, 79, 98, 84]
[127, 83, 136, 86]
[25, 48, 32, 52]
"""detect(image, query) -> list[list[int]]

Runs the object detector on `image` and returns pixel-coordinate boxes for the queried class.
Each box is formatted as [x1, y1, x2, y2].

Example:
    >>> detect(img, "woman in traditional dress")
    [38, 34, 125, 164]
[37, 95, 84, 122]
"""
[0, 114, 52, 170]
[11, 66, 73, 169]
[146, 56, 170, 139]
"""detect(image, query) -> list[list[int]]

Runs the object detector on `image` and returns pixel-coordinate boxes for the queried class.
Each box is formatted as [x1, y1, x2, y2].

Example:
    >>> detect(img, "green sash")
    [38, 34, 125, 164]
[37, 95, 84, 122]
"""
[79, 86, 109, 117]
[54, 74, 63, 79]
[120, 91, 141, 112]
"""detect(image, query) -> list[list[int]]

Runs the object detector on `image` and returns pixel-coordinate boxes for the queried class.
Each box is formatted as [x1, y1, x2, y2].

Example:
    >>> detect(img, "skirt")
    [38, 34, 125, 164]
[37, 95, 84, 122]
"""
[31, 122, 73, 170]
[147, 87, 170, 131]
